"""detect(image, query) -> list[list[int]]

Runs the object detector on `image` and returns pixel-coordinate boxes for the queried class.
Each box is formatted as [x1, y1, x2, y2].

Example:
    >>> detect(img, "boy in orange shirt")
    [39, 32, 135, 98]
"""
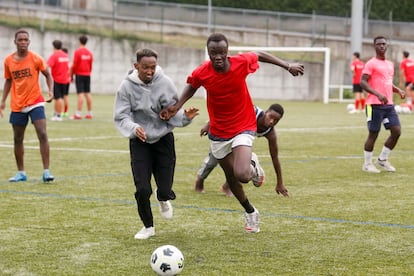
[0, 29, 55, 182]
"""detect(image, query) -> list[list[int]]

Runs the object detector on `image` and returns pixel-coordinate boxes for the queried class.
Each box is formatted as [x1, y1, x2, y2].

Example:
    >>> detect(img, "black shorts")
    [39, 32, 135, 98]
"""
[353, 84, 363, 93]
[75, 75, 91, 93]
[53, 82, 69, 99]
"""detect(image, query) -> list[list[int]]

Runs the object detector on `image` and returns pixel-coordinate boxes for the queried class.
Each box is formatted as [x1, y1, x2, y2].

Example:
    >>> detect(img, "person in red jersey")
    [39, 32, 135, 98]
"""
[0, 29, 54, 183]
[47, 40, 70, 121]
[399, 50, 414, 106]
[350, 52, 365, 113]
[70, 35, 94, 119]
[361, 36, 405, 174]
[160, 33, 304, 233]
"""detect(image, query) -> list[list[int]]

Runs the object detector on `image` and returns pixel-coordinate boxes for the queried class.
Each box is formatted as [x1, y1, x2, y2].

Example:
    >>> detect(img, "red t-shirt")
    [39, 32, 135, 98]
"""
[4, 51, 46, 112]
[187, 52, 258, 139]
[399, 58, 414, 83]
[350, 58, 364, 84]
[72, 47, 93, 76]
[47, 49, 70, 84]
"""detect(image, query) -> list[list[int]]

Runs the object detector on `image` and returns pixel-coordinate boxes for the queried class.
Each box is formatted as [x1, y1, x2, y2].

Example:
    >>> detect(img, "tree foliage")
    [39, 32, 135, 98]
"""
[158, 0, 414, 22]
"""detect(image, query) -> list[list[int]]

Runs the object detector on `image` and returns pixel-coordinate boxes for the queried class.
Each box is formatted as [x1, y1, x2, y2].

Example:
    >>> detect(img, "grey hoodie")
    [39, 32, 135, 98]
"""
[114, 66, 191, 144]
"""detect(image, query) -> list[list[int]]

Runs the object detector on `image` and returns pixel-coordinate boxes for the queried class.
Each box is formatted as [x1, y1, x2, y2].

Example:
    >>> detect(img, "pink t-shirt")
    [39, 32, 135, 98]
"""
[362, 57, 394, 105]
[187, 52, 259, 139]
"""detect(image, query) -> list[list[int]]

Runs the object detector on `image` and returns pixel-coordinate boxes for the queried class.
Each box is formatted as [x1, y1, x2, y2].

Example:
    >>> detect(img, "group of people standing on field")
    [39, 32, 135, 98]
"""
[47, 34, 94, 121]
[0, 29, 94, 183]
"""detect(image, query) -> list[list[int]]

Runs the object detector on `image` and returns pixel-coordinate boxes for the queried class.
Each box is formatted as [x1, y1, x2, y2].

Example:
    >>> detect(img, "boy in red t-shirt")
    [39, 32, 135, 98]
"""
[350, 52, 365, 113]
[47, 39, 70, 121]
[160, 33, 304, 233]
[70, 35, 94, 119]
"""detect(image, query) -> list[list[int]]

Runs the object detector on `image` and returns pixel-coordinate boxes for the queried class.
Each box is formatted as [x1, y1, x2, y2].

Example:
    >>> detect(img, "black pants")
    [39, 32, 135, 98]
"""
[130, 132, 176, 228]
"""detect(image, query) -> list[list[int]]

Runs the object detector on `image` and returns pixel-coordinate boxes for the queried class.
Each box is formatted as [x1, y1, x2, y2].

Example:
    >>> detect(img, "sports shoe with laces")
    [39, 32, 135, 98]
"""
[134, 226, 155, 239]
[85, 114, 93, 119]
[244, 207, 260, 233]
[251, 152, 265, 187]
[362, 163, 380, 173]
[8, 172, 27, 182]
[376, 159, 396, 172]
[42, 170, 54, 183]
[159, 200, 173, 219]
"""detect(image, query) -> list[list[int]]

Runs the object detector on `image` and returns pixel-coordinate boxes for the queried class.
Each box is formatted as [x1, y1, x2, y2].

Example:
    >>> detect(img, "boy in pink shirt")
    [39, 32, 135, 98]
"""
[360, 36, 405, 173]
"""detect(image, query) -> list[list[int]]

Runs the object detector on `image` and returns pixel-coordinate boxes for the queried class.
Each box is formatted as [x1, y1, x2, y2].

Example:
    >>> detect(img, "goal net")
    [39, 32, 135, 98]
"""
[205, 46, 331, 103]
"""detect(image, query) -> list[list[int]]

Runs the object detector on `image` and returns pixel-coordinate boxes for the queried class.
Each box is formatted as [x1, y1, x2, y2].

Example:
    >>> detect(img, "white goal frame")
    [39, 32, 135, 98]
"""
[205, 46, 331, 103]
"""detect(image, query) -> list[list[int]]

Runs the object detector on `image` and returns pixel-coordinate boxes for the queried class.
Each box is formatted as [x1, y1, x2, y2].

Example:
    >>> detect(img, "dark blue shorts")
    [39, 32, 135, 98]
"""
[75, 75, 91, 93]
[9, 106, 46, 126]
[366, 104, 400, 132]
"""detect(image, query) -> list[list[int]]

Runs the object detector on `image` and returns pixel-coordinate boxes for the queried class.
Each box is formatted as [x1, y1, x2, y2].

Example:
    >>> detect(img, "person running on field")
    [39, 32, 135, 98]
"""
[0, 29, 55, 183]
[160, 33, 303, 233]
[195, 104, 289, 198]
[114, 48, 198, 240]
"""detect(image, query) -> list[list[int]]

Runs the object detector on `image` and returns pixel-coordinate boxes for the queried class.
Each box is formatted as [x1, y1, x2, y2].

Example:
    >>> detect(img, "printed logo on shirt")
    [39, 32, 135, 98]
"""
[81, 55, 91, 60]
[12, 68, 32, 79]
[58, 57, 70, 63]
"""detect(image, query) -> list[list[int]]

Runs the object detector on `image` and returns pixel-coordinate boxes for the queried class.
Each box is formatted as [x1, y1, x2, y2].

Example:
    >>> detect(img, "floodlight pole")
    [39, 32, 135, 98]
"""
[351, 0, 363, 55]
[207, 0, 212, 34]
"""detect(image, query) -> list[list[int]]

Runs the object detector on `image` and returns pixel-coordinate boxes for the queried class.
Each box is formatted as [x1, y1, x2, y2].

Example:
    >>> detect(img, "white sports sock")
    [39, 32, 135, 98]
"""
[364, 150, 373, 164]
[378, 146, 392, 161]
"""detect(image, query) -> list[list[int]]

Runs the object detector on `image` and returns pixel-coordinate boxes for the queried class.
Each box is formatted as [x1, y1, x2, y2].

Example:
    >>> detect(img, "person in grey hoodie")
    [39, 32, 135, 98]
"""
[114, 48, 198, 240]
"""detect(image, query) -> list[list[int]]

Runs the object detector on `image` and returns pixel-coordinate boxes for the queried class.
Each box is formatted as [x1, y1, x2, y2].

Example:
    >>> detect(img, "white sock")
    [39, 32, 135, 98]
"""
[364, 150, 373, 165]
[378, 146, 392, 161]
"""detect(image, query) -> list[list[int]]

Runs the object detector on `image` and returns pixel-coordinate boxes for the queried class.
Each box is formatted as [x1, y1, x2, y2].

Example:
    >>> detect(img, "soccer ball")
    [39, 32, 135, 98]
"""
[346, 103, 355, 112]
[394, 105, 402, 113]
[150, 245, 184, 275]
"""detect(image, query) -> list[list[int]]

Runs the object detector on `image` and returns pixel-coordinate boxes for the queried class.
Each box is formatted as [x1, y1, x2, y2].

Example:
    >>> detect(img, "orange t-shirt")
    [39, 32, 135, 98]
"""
[4, 51, 46, 112]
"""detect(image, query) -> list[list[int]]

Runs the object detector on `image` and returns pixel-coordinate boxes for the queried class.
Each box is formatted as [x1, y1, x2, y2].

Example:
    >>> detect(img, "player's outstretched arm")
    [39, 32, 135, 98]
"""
[266, 129, 289, 197]
[255, 51, 304, 76]
[160, 84, 197, 120]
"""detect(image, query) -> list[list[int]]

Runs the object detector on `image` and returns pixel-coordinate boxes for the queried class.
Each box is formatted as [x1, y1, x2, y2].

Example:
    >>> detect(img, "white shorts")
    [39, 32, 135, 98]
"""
[210, 133, 255, 159]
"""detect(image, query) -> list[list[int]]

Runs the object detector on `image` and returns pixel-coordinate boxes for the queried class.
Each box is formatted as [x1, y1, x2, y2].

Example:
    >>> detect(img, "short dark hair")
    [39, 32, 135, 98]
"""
[353, 52, 360, 58]
[52, 40, 62, 50]
[79, 35, 88, 45]
[136, 48, 158, 62]
[373, 36, 386, 44]
[14, 29, 29, 39]
[268, 103, 284, 117]
[207, 33, 228, 47]
[403, 51, 409, 58]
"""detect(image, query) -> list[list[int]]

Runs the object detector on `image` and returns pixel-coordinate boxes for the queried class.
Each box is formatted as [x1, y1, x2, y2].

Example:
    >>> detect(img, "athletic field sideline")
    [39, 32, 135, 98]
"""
[1, 95, 413, 275]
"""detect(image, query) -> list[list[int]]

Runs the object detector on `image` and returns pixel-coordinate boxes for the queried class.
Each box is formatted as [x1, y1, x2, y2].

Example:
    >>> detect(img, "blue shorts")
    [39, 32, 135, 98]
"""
[366, 104, 400, 132]
[9, 106, 46, 126]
